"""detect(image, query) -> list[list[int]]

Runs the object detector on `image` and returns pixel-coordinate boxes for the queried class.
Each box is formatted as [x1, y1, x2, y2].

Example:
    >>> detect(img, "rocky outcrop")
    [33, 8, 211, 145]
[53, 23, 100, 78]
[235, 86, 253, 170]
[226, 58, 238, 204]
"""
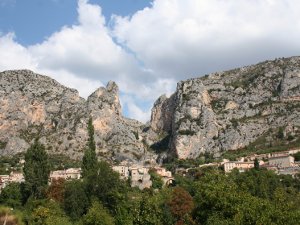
[150, 94, 176, 133]
[2, 56, 300, 162]
[0, 70, 154, 162]
[150, 57, 300, 159]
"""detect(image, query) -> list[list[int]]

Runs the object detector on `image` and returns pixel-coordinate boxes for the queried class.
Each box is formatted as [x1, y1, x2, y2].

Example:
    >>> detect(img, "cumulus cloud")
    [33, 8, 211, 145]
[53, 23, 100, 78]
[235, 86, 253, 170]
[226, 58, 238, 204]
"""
[1, 0, 300, 122]
[113, 0, 300, 79]
[0, 0, 171, 122]
[0, 33, 36, 70]
[120, 95, 152, 123]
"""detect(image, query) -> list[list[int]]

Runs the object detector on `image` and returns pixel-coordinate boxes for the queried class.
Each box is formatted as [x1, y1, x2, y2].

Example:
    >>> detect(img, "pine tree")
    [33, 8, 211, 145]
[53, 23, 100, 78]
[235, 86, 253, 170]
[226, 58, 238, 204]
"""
[82, 118, 97, 178]
[23, 139, 50, 199]
[254, 158, 260, 170]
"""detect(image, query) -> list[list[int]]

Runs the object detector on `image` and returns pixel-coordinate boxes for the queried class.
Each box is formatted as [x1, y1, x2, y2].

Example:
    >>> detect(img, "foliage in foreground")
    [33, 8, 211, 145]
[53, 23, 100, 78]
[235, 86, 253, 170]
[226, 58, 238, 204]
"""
[1, 165, 300, 225]
[1, 120, 300, 224]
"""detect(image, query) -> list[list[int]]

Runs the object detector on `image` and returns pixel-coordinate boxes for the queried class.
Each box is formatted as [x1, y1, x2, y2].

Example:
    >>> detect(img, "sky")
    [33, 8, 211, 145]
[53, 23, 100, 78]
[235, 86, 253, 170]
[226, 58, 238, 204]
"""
[0, 0, 300, 122]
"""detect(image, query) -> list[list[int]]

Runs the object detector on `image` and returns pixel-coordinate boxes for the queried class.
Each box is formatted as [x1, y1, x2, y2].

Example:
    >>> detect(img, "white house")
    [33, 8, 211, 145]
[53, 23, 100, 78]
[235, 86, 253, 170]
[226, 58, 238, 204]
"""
[268, 155, 294, 168]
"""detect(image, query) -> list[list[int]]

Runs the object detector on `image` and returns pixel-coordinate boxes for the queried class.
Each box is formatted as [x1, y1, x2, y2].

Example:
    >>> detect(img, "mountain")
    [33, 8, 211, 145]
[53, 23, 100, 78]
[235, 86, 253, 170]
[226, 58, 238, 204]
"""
[150, 56, 300, 159]
[1, 57, 300, 161]
[0, 70, 156, 163]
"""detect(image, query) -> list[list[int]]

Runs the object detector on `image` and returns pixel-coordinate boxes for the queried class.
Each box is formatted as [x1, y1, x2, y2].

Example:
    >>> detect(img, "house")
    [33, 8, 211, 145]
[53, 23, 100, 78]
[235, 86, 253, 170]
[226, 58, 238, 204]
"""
[224, 161, 254, 173]
[0, 172, 24, 192]
[9, 172, 24, 183]
[277, 167, 300, 176]
[153, 167, 174, 186]
[130, 166, 152, 189]
[112, 165, 130, 178]
[268, 155, 294, 168]
[49, 168, 81, 182]
[269, 152, 289, 158]
[113, 165, 152, 189]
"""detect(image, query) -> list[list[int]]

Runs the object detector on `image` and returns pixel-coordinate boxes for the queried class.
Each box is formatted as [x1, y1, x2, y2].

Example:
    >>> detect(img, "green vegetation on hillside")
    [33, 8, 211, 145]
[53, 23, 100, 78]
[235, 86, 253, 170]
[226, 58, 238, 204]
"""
[23, 140, 50, 200]
[1, 158, 300, 224]
[1, 121, 300, 224]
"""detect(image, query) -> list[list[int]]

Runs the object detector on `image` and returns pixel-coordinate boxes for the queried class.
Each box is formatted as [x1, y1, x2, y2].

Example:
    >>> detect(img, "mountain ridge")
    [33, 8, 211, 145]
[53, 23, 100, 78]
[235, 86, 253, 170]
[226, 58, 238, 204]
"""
[1, 56, 300, 161]
[0, 69, 154, 163]
[150, 56, 300, 159]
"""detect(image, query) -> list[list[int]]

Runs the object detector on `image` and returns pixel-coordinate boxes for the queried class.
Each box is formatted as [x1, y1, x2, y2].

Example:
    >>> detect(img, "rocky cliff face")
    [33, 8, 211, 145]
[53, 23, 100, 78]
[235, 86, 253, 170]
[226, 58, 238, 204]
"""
[2, 57, 300, 162]
[0, 70, 154, 162]
[150, 57, 300, 159]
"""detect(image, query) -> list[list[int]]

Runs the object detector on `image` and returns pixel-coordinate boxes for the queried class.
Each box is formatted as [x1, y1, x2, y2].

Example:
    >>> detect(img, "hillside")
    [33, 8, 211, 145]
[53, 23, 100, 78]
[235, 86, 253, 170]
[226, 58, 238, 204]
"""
[1, 57, 300, 161]
[0, 70, 155, 162]
[150, 57, 300, 159]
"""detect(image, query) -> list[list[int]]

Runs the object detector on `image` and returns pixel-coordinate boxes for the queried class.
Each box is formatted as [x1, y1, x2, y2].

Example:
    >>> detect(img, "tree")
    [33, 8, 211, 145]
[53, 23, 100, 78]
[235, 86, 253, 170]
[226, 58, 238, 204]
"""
[133, 193, 165, 225]
[294, 152, 300, 161]
[47, 178, 65, 203]
[277, 127, 284, 139]
[87, 161, 124, 209]
[82, 118, 97, 178]
[192, 170, 299, 224]
[0, 183, 22, 208]
[81, 201, 114, 225]
[149, 169, 164, 189]
[23, 140, 50, 200]
[114, 204, 134, 225]
[254, 158, 260, 170]
[64, 180, 88, 221]
[167, 187, 195, 225]
[29, 201, 72, 225]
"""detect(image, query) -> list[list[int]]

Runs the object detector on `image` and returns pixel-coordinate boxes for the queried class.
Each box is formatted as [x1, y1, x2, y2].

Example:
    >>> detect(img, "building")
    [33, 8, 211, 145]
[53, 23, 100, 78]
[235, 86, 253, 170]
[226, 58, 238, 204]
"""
[277, 167, 300, 176]
[49, 168, 81, 182]
[113, 165, 152, 189]
[113, 165, 173, 189]
[268, 155, 294, 168]
[153, 167, 174, 186]
[112, 165, 130, 178]
[130, 166, 152, 189]
[9, 172, 24, 183]
[224, 161, 254, 173]
[269, 152, 289, 158]
[0, 172, 24, 192]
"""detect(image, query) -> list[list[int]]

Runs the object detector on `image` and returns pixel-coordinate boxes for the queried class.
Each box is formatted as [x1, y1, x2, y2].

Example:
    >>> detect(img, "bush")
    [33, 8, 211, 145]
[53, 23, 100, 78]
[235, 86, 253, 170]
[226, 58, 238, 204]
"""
[0, 183, 22, 209]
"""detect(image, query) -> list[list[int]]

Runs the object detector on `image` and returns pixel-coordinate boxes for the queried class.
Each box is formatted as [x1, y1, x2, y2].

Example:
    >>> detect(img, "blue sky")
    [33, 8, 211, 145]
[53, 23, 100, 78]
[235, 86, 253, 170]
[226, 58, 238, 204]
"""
[0, 0, 152, 45]
[1, 0, 300, 122]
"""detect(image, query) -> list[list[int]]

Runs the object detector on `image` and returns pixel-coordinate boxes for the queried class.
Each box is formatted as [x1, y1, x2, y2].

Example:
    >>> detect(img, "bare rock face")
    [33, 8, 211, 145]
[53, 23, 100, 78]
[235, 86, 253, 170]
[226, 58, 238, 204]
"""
[2, 56, 300, 162]
[150, 94, 176, 133]
[0, 70, 87, 158]
[150, 57, 300, 159]
[87, 81, 149, 162]
[0, 70, 152, 162]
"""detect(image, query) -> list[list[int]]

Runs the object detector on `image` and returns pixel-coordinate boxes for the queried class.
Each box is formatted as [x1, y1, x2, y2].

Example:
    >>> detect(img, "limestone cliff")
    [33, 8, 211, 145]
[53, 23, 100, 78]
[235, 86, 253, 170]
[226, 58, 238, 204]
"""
[0, 70, 153, 162]
[150, 57, 300, 159]
[2, 56, 300, 162]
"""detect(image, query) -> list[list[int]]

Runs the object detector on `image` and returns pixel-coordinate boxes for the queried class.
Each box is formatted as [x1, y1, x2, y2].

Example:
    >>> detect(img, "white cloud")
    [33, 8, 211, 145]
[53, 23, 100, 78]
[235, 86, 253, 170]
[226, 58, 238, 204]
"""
[0, 33, 36, 70]
[1, 0, 300, 122]
[113, 0, 300, 78]
[0, 0, 172, 122]
[120, 95, 152, 123]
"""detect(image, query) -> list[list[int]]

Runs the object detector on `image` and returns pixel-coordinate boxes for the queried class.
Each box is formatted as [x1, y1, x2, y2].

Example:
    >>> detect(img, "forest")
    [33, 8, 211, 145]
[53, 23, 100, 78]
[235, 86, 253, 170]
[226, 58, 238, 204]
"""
[1, 119, 300, 225]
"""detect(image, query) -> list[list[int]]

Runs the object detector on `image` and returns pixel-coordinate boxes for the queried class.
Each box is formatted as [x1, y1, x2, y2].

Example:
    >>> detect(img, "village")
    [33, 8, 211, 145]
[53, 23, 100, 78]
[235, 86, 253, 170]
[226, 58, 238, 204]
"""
[0, 160, 174, 191]
[192, 148, 300, 175]
[1, 148, 300, 192]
